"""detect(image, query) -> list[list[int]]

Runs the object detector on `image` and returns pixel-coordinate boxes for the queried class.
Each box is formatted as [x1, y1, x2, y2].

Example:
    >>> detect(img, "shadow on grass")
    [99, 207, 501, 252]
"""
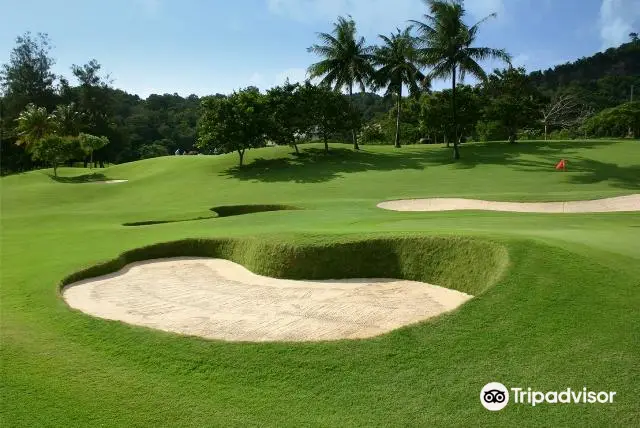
[48, 173, 110, 183]
[123, 216, 216, 227]
[222, 147, 428, 183]
[220, 141, 637, 188]
[566, 159, 640, 190]
[123, 205, 301, 227]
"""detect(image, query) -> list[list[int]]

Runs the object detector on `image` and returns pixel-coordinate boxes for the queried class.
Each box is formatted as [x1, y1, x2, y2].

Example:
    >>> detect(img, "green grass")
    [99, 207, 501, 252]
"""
[1, 140, 639, 427]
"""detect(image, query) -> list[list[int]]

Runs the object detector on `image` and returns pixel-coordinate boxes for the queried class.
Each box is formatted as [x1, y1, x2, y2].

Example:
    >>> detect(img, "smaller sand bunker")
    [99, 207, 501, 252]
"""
[94, 179, 128, 184]
[378, 194, 640, 213]
[62, 258, 472, 342]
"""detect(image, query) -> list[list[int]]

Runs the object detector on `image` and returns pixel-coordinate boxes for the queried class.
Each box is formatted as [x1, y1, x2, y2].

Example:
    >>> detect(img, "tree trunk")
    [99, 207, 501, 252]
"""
[349, 84, 359, 150]
[90, 151, 94, 169]
[324, 136, 329, 154]
[544, 124, 548, 141]
[509, 131, 517, 144]
[394, 87, 402, 148]
[451, 67, 460, 160]
[293, 144, 299, 154]
[238, 149, 245, 166]
[53, 164, 58, 177]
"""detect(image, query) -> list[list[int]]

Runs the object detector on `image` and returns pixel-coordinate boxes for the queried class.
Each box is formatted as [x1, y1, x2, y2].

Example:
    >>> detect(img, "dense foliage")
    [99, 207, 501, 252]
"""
[2, 4, 638, 174]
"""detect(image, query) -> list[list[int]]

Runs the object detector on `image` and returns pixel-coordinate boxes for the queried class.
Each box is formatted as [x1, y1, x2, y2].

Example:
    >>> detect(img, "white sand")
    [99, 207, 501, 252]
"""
[94, 179, 128, 184]
[377, 194, 640, 213]
[62, 257, 472, 342]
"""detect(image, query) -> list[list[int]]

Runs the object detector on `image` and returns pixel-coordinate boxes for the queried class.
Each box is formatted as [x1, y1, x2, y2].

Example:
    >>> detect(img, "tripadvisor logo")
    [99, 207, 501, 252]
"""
[480, 382, 616, 411]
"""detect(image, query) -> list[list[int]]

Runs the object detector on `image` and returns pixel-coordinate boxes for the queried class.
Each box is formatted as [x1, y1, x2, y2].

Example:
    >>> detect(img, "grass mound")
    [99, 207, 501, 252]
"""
[122, 205, 300, 226]
[210, 204, 300, 217]
[60, 235, 508, 296]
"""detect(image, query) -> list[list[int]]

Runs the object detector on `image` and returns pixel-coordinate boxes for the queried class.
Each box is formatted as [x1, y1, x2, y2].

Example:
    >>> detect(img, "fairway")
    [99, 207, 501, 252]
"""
[2, 140, 640, 426]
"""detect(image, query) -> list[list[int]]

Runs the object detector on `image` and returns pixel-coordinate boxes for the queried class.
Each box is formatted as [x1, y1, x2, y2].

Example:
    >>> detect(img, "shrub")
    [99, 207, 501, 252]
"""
[31, 135, 76, 176]
[476, 120, 508, 141]
[138, 143, 169, 159]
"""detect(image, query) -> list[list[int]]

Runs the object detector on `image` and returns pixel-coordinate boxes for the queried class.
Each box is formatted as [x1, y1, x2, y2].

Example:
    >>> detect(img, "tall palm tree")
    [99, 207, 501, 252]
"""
[14, 103, 54, 151]
[372, 27, 428, 148]
[51, 102, 84, 136]
[411, 0, 511, 159]
[307, 16, 375, 150]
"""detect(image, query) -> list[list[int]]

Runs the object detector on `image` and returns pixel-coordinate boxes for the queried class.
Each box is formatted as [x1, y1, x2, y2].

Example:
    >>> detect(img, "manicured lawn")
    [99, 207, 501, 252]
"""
[1, 140, 639, 426]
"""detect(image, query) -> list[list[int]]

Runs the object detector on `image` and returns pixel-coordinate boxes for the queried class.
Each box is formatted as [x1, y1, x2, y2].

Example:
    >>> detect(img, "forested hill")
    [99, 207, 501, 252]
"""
[529, 41, 640, 108]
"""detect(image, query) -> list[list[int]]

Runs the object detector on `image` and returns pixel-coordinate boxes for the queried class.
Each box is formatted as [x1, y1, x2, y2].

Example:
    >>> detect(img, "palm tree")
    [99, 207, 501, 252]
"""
[307, 16, 375, 150]
[372, 27, 428, 148]
[51, 102, 83, 136]
[14, 103, 54, 151]
[411, 0, 511, 159]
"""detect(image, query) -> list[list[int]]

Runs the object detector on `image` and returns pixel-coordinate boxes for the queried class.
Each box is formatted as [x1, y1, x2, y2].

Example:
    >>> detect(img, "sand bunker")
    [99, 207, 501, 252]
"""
[62, 257, 472, 342]
[97, 179, 128, 184]
[378, 194, 640, 213]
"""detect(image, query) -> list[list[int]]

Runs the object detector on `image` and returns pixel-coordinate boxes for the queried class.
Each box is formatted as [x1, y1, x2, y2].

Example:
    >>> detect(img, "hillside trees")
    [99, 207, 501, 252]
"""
[581, 101, 640, 138]
[1, 32, 58, 173]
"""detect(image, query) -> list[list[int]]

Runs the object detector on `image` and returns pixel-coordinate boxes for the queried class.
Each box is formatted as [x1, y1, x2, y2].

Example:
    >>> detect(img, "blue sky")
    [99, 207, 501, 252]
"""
[1, 0, 639, 97]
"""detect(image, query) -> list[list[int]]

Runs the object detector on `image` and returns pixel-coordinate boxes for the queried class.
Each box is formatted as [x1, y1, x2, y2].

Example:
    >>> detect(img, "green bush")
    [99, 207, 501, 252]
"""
[138, 143, 169, 159]
[548, 128, 578, 140]
[358, 123, 386, 145]
[60, 235, 508, 296]
[476, 120, 508, 141]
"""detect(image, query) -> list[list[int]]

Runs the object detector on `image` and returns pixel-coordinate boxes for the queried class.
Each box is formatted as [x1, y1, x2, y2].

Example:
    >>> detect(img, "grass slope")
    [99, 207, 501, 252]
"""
[1, 140, 639, 427]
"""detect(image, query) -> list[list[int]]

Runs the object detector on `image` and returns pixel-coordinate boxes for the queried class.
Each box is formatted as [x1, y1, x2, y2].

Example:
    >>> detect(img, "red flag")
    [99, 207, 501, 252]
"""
[555, 159, 566, 170]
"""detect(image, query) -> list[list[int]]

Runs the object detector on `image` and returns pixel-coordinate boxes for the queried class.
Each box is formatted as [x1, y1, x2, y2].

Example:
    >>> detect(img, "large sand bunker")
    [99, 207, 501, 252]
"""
[62, 257, 472, 342]
[378, 194, 640, 213]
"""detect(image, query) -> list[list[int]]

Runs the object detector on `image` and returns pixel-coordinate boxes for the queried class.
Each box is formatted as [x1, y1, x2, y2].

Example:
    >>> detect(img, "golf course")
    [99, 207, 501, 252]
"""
[1, 139, 639, 426]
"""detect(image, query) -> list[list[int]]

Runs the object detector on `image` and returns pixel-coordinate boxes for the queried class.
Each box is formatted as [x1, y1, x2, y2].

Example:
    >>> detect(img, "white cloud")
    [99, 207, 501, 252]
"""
[599, 0, 640, 48]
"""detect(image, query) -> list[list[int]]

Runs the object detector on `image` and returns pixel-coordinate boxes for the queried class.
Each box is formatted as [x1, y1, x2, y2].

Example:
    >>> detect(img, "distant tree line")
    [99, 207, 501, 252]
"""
[2, 1, 638, 174]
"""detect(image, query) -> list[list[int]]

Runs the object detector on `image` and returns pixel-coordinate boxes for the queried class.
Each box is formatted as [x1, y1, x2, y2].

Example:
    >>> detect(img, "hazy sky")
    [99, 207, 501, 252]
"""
[1, 0, 638, 97]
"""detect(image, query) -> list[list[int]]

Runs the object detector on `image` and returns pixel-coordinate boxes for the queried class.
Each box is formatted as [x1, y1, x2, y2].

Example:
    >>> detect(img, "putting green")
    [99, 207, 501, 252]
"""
[2, 140, 639, 427]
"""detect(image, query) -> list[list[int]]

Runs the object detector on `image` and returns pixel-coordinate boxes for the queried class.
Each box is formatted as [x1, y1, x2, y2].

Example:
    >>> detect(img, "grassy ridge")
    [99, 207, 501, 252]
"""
[60, 235, 508, 296]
